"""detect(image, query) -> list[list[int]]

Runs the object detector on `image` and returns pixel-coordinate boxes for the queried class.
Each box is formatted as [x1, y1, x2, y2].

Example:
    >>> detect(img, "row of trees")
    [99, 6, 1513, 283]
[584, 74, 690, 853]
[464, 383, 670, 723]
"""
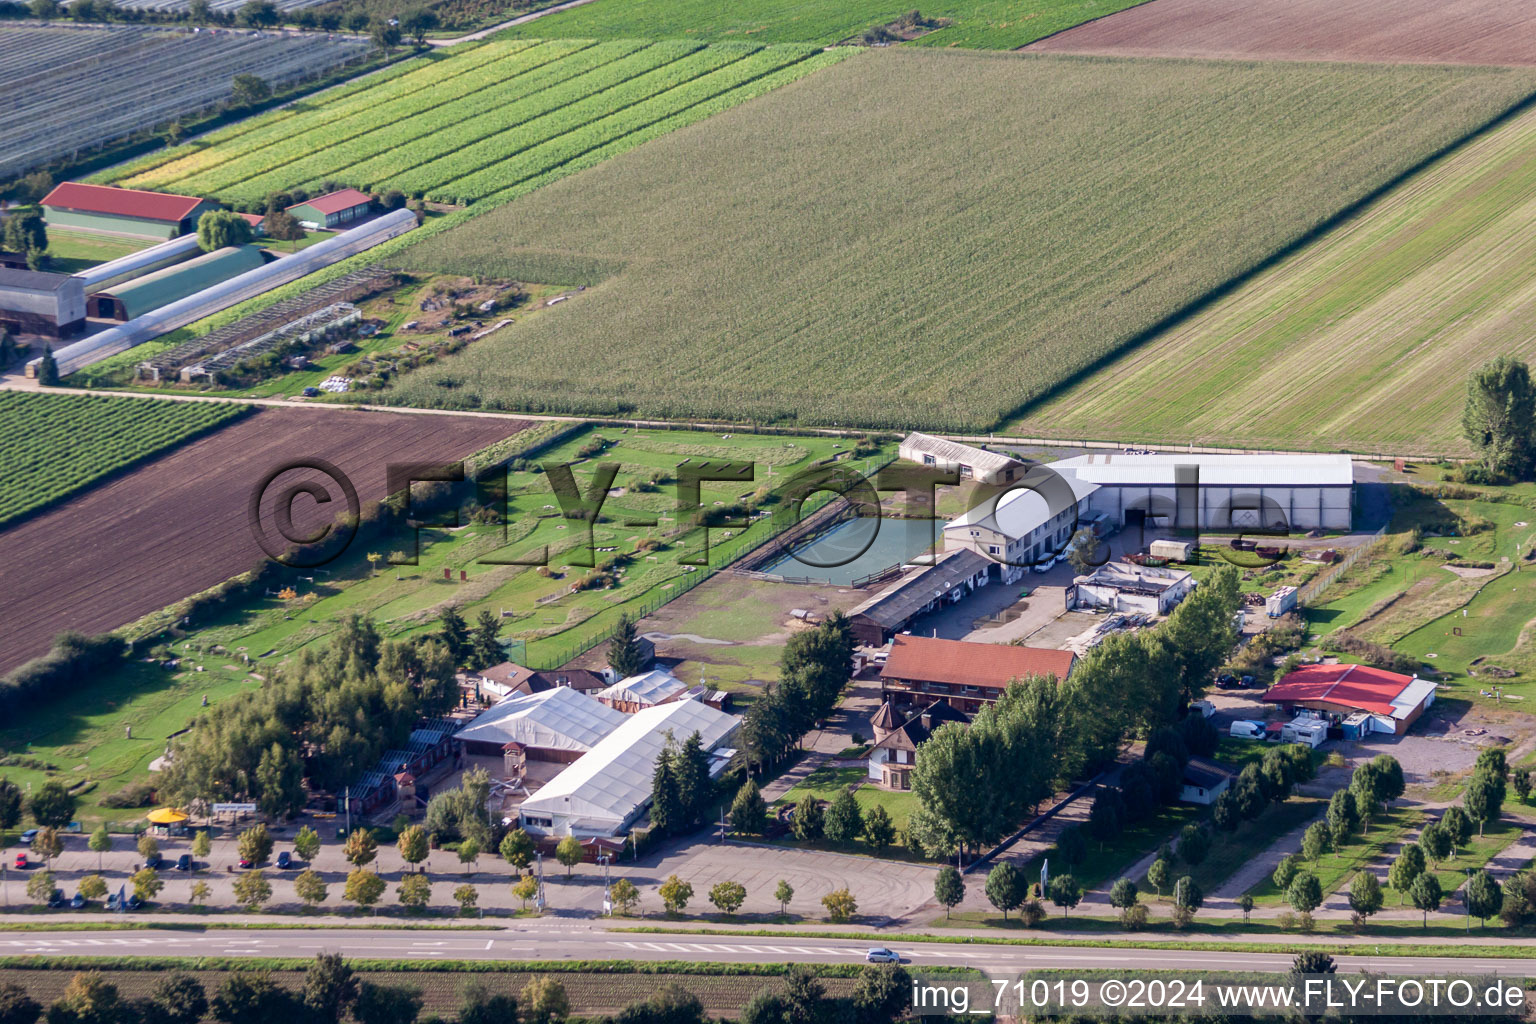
[14, 0, 441, 41]
[736, 615, 856, 774]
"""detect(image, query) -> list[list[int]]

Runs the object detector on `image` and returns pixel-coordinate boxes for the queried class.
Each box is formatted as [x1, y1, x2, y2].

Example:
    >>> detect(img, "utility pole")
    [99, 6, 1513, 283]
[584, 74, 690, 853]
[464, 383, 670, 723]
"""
[344, 786, 351, 836]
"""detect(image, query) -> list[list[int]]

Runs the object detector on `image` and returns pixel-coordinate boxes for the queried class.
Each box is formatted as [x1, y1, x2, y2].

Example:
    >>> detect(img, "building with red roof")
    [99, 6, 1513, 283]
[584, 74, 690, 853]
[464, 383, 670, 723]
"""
[880, 633, 1076, 715]
[287, 189, 373, 230]
[40, 182, 219, 240]
[1263, 662, 1436, 735]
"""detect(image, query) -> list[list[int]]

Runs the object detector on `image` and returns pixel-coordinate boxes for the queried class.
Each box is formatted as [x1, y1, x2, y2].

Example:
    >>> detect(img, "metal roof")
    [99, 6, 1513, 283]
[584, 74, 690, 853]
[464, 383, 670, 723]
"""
[1048, 453, 1355, 488]
[454, 687, 626, 753]
[291, 188, 372, 216]
[900, 432, 1022, 474]
[848, 549, 992, 631]
[0, 268, 76, 293]
[597, 669, 689, 707]
[103, 245, 265, 320]
[945, 469, 1099, 537]
[880, 633, 1077, 688]
[41, 181, 210, 223]
[518, 699, 738, 831]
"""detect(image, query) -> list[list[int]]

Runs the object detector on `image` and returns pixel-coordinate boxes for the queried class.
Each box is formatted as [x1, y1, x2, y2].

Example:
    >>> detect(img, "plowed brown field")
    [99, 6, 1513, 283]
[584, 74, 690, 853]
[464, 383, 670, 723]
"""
[1025, 0, 1536, 65]
[0, 406, 527, 673]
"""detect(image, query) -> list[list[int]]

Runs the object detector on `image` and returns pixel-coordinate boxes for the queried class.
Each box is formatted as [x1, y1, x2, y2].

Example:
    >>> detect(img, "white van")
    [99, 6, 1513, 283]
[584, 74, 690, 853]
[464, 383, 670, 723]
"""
[1229, 720, 1265, 740]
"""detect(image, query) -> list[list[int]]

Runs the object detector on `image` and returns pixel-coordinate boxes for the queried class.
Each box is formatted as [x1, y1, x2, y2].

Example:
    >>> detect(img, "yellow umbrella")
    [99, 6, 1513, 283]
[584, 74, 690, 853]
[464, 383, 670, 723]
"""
[146, 808, 188, 825]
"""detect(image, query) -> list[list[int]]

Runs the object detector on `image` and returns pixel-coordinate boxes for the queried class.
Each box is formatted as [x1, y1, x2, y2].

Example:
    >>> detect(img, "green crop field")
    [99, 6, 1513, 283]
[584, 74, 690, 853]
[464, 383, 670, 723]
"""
[1009, 101, 1536, 455]
[111, 37, 838, 207]
[385, 49, 1536, 430]
[0, 393, 249, 529]
[494, 0, 1150, 49]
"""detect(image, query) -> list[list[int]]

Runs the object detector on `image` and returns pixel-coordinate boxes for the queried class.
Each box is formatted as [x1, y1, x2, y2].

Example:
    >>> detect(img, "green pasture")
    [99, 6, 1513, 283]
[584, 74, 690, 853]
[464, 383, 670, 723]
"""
[1245, 807, 1421, 907]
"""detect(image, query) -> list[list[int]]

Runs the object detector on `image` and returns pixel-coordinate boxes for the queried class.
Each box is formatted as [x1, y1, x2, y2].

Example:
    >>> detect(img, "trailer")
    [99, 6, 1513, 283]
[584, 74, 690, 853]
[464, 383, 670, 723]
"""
[1266, 585, 1298, 618]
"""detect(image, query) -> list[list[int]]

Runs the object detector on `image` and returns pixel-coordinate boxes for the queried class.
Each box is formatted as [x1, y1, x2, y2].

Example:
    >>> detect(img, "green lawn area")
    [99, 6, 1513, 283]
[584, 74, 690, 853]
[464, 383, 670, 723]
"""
[41, 228, 151, 274]
[1019, 804, 1204, 896]
[771, 763, 922, 857]
[1140, 798, 1325, 897]
[1412, 819, 1524, 902]
[1246, 807, 1422, 906]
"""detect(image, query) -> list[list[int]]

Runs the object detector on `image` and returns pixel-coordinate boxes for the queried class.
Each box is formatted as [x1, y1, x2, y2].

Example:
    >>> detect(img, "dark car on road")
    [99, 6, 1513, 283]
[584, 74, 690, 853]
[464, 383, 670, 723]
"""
[144, 852, 162, 870]
[176, 854, 194, 872]
[69, 893, 86, 909]
[276, 851, 292, 869]
[46, 889, 65, 908]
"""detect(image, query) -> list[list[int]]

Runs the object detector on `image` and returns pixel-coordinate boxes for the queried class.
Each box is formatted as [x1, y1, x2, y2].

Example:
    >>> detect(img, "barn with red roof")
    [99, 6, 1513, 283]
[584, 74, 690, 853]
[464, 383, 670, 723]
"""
[287, 188, 373, 230]
[1263, 663, 1436, 735]
[41, 182, 220, 240]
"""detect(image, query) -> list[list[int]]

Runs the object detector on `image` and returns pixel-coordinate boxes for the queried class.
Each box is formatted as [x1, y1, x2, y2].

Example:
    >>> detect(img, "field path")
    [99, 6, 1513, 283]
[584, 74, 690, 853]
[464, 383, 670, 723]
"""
[428, 0, 601, 46]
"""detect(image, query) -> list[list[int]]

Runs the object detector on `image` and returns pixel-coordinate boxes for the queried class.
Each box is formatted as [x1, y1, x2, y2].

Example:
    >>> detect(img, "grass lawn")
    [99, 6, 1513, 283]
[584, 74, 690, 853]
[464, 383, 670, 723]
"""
[771, 764, 923, 858]
[39, 227, 151, 275]
[1141, 798, 1325, 896]
[1246, 807, 1422, 906]
[1410, 819, 1524, 901]
[393, 51, 1536, 432]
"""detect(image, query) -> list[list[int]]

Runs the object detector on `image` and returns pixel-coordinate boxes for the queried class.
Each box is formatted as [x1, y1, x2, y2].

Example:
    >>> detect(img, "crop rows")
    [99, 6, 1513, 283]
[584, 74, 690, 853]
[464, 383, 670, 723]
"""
[127, 39, 531, 191]
[0, 392, 248, 529]
[222, 38, 663, 202]
[426, 44, 819, 202]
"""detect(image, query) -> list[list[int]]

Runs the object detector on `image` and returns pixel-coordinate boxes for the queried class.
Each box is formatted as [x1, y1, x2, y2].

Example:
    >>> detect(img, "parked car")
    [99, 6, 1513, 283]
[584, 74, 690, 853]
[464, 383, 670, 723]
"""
[238, 857, 253, 869]
[126, 895, 143, 911]
[144, 852, 162, 870]
[19, 829, 38, 845]
[69, 893, 86, 909]
[1188, 699, 1215, 719]
[46, 889, 65, 908]
[865, 948, 900, 964]
[1214, 674, 1239, 690]
[12, 853, 26, 870]
[301, 386, 320, 397]
[1229, 720, 1266, 740]
[107, 892, 121, 911]
[1240, 675, 1257, 688]
[276, 851, 292, 869]
[176, 854, 193, 872]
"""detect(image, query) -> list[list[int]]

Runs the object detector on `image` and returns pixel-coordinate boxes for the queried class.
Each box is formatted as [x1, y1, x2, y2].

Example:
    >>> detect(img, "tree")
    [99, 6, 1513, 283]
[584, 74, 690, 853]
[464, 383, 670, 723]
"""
[149, 973, 208, 1024]
[230, 73, 271, 108]
[29, 0, 59, 17]
[212, 971, 295, 1024]
[1348, 871, 1383, 921]
[1171, 875, 1203, 925]
[0, 779, 20, 834]
[138, 833, 161, 861]
[438, 606, 470, 665]
[522, 976, 569, 1024]
[1514, 767, 1532, 804]
[862, 803, 896, 851]
[934, 866, 964, 918]
[36, 344, 58, 387]
[236, 0, 277, 26]
[73, 874, 106, 904]
[1108, 877, 1138, 913]
[1419, 820, 1451, 866]
[740, 991, 789, 1024]
[463, 610, 502, 671]
[196, 210, 255, 253]
[238, 824, 273, 866]
[1389, 843, 1426, 904]
[458, 981, 518, 1024]
[730, 780, 768, 835]
[294, 869, 328, 908]
[1286, 871, 1323, 915]
[80, 825, 110, 873]
[1292, 951, 1337, 976]
[1465, 772, 1503, 837]
[554, 835, 583, 878]
[499, 829, 533, 873]
[345, 869, 386, 909]
[823, 789, 864, 845]
[709, 880, 747, 916]
[370, 17, 402, 50]
[1066, 527, 1103, 574]
[822, 887, 857, 922]
[1178, 823, 1210, 867]
[398, 825, 429, 871]
[187, 0, 210, 22]
[608, 613, 648, 678]
[1466, 868, 1502, 926]
[1087, 789, 1124, 851]
[32, 827, 62, 867]
[1350, 761, 1384, 832]
[1462, 357, 1536, 480]
[611, 878, 641, 916]
[1301, 821, 1330, 864]
[256, 742, 305, 820]
[659, 874, 692, 914]
[1048, 873, 1082, 918]
[792, 798, 823, 842]
[127, 867, 162, 905]
[47, 973, 126, 1024]
[984, 862, 1024, 919]
[452, 884, 478, 915]
[1410, 873, 1443, 928]
[344, 828, 378, 868]
[457, 837, 482, 876]
[1146, 858, 1169, 899]
[192, 830, 212, 860]
[650, 744, 684, 837]
[400, 5, 439, 44]
[1372, 755, 1406, 808]
[293, 826, 320, 863]
[191, 881, 211, 906]
[263, 201, 304, 242]
[302, 953, 358, 1023]
[1238, 892, 1254, 924]
[1441, 806, 1471, 856]
[1, 211, 46, 262]
[512, 874, 539, 910]
[1327, 789, 1359, 851]
[29, 780, 76, 827]
[25, 871, 54, 905]
[233, 870, 271, 911]
[852, 963, 911, 1024]
[397, 872, 432, 909]
[353, 981, 423, 1024]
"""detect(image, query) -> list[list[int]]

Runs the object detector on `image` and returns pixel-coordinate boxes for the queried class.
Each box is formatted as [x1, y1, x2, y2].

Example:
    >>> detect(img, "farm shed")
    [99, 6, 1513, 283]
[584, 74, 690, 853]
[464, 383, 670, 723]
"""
[1263, 663, 1436, 735]
[28, 208, 417, 378]
[595, 669, 689, 713]
[517, 698, 739, 837]
[942, 469, 1100, 583]
[879, 633, 1076, 715]
[74, 233, 203, 292]
[41, 181, 218, 239]
[453, 686, 625, 763]
[898, 432, 1024, 484]
[1180, 756, 1236, 804]
[1070, 561, 1195, 616]
[288, 188, 372, 229]
[0, 269, 86, 338]
[89, 245, 266, 321]
[1047, 453, 1354, 533]
[847, 548, 992, 646]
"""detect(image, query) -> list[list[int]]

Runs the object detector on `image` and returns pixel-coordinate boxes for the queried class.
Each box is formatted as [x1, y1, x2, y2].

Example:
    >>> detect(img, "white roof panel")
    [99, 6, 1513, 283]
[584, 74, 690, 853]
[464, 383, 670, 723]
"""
[1047, 453, 1354, 487]
[454, 687, 626, 753]
[597, 668, 689, 706]
[1390, 678, 1437, 719]
[945, 468, 1099, 537]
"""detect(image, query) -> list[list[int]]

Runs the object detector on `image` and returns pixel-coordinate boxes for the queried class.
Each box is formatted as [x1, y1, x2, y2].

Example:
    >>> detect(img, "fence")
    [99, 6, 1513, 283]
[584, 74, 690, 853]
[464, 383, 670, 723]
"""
[1295, 522, 1390, 608]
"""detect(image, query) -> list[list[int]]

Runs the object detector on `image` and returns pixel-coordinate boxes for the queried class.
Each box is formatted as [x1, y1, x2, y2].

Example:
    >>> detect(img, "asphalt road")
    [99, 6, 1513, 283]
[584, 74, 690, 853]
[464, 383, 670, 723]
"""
[0, 926, 1530, 978]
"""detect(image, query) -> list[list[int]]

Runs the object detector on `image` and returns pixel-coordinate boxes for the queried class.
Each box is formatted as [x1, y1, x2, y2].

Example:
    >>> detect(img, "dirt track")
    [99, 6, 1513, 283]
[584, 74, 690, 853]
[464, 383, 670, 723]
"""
[1025, 0, 1536, 65]
[0, 407, 526, 673]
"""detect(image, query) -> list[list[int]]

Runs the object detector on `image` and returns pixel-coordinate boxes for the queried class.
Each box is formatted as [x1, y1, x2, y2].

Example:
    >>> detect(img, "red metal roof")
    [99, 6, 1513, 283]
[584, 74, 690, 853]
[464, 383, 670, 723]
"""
[1263, 663, 1413, 716]
[881, 634, 1076, 690]
[40, 182, 209, 223]
[291, 188, 372, 216]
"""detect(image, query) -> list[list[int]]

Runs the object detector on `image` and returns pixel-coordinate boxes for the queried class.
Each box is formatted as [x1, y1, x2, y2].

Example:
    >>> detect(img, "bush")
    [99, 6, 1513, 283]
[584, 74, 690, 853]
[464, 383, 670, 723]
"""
[100, 782, 156, 809]
[0, 632, 126, 716]
[1121, 904, 1149, 930]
